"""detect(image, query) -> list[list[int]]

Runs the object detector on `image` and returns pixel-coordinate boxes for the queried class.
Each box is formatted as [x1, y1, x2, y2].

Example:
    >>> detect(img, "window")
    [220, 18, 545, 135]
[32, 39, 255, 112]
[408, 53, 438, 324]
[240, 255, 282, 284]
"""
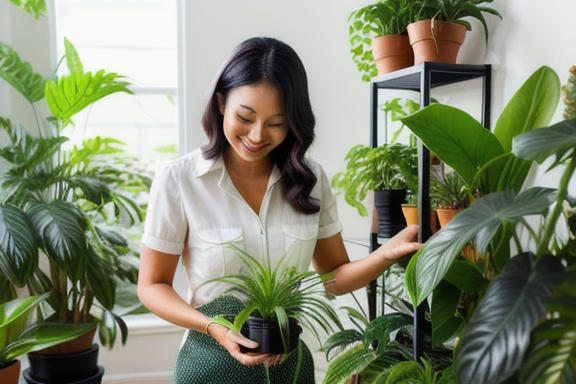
[52, 0, 179, 172]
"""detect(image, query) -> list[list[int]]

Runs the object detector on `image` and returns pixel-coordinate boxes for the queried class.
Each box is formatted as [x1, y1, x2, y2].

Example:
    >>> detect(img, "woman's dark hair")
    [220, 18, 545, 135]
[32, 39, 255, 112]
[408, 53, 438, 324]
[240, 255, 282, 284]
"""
[201, 37, 319, 214]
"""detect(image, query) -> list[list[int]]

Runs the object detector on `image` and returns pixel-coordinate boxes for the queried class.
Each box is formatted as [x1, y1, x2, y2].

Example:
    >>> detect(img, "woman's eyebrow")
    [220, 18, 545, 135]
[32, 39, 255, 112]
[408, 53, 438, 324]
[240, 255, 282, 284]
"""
[239, 104, 286, 117]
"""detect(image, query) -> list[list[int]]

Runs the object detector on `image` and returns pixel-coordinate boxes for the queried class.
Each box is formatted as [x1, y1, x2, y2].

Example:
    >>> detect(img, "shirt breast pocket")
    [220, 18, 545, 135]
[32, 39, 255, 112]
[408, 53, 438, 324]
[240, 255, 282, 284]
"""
[196, 227, 244, 277]
[281, 223, 318, 271]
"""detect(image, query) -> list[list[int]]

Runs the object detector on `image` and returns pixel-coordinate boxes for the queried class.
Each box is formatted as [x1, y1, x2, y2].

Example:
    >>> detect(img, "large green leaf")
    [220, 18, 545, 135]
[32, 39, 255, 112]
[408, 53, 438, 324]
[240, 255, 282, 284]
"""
[0, 203, 37, 287]
[406, 188, 554, 305]
[0, 294, 47, 351]
[0, 42, 45, 104]
[29, 200, 88, 282]
[401, 103, 504, 189]
[513, 118, 576, 165]
[323, 345, 377, 384]
[9, 0, 47, 19]
[45, 70, 132, 128]
[455, 254, 565, 384]
[494, 66, 560, 152]
[519, 266, 576, 384]
[431, 280, 463, 348]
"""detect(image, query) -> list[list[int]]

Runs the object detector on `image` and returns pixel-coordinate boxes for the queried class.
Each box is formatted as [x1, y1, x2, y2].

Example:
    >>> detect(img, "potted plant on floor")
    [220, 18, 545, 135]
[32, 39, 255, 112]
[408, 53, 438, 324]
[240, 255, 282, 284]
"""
[0, 14, 151, 384]
[348, 0, 417, 80]
[0, 294, 93, 384]
[205, 245, 342, 356]
[407, 0, 502, 64]
[401, 66, 575, 384]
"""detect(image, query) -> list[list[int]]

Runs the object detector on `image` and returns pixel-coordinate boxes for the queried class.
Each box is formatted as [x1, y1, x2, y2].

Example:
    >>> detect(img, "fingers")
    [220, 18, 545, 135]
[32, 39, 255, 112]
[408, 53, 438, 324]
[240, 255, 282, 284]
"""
[226, 329, 258, 349]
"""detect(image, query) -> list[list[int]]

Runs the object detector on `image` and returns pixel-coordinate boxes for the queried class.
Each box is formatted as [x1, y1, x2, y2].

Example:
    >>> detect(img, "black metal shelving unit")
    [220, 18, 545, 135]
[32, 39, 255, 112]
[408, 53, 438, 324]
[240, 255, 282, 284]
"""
[367, 62, 491, 360]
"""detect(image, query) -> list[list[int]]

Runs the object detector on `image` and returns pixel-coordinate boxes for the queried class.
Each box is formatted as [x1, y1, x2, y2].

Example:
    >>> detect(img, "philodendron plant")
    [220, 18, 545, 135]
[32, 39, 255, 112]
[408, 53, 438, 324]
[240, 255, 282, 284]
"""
[0, 35, 151, 349]
[400, 65, 576, 384]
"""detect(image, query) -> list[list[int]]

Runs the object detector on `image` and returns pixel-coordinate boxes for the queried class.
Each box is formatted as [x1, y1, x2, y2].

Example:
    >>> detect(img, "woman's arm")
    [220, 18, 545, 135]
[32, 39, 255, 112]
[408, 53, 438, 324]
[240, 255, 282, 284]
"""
[312, 225, 421, 296]
[137, 245, 271, 366]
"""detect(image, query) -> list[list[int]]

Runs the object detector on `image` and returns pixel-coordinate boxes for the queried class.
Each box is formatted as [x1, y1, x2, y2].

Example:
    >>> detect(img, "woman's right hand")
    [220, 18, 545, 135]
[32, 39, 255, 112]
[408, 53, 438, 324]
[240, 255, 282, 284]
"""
[208, 323, 274, 366]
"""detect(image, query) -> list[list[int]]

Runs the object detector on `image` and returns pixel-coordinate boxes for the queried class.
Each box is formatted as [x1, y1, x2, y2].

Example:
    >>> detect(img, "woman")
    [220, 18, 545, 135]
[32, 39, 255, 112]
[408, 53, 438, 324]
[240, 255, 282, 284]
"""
[137, 37, 421, 384]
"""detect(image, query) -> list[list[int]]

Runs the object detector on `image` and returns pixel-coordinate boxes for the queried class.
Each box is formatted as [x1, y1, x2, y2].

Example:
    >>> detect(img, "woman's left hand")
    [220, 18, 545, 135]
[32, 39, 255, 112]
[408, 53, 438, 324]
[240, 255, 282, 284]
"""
[381, 224, 422, 262]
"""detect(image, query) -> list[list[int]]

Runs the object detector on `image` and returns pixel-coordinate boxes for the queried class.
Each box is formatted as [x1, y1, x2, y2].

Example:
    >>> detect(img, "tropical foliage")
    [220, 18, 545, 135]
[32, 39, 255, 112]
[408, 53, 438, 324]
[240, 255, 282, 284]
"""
[0, 35, 151, 348]
[400, 65, 576, 384]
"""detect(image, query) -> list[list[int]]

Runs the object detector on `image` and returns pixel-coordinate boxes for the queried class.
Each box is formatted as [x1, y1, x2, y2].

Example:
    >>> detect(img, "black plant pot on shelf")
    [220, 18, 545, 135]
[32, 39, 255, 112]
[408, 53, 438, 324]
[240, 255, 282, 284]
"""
[374, 189, 407, 238]
[23, 344, 104, 384]
[240, 317, 302, 354]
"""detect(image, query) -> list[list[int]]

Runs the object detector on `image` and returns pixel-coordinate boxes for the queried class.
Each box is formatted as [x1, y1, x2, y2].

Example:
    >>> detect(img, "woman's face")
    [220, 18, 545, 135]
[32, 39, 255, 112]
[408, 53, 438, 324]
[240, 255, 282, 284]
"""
[218, 81, 288, 166]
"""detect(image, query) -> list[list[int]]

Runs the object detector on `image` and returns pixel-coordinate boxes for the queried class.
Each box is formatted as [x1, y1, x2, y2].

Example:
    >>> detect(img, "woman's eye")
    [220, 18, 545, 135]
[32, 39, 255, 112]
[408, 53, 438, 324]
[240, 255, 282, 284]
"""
[237, 114, 251, 123]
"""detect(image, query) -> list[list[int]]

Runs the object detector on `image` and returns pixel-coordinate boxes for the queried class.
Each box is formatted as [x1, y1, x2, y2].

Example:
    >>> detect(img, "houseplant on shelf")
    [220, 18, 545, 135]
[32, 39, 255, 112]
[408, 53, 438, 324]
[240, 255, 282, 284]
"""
[332, 142, 417, 238]
[348, 0, 416, 80]
[0, 294, 93, 384]
[400, 66, 575, 384]
[430, 170, 470, 227]
[0, 27, 150, 384]
[407, 0, 502, 64]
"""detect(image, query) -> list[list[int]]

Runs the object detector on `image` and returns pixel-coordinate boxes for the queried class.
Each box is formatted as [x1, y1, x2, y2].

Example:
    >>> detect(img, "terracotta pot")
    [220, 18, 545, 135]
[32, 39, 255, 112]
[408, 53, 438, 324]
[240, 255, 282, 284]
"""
[407, 19, 467, 64]
[0, 359, 21, 384]
[372, 34, 414, 75]
[401, 205, 419, 226]
[436, 207, 463, 228]
[401, 205, 439, 233]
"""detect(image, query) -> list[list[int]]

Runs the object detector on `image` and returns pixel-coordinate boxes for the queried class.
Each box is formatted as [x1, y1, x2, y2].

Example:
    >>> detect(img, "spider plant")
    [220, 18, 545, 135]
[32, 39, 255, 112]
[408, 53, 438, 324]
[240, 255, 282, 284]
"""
[205, 245, 341, 355]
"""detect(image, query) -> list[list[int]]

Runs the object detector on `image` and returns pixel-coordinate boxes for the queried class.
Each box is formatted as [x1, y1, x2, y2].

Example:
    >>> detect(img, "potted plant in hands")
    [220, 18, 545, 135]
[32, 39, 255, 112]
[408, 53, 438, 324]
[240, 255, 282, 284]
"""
[0, 35, 150, 384]
[204, 245, 342, 357]
[407, 0, 502, 64]
[0, 294, 93, 384]
[348, 0, 416, 80]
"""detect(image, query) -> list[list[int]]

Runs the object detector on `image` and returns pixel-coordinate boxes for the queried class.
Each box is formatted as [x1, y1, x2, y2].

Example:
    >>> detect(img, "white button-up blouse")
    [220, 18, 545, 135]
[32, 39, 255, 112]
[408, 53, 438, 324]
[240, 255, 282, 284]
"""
[141, 148, 343, 307]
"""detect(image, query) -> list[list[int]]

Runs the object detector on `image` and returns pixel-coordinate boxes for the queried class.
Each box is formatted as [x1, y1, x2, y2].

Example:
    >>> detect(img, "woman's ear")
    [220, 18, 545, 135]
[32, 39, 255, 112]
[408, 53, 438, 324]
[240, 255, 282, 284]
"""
[216, 93, 226, 115]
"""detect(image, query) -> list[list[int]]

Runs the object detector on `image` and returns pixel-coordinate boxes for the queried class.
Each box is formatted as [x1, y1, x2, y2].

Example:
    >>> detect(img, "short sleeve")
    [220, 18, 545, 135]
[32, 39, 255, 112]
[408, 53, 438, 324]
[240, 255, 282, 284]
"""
[141, 165, 187, 255]
[315, 163, 343, 239]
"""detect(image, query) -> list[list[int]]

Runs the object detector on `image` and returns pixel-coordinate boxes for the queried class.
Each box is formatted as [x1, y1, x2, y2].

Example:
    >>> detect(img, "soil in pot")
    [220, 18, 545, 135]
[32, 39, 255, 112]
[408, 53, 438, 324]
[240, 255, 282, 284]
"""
[0, 359, 21, 384]
[240, 317, 302, 354]
[372, 34, 414, 75]
[26, 344, 102, 384]
[374, 189, 407, 238]
[407, 19, 467, 65]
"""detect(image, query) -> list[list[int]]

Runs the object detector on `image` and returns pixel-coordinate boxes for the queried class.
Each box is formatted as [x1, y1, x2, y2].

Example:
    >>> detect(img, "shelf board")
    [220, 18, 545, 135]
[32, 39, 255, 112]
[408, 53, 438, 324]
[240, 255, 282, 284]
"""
[371, 62, 491, 91]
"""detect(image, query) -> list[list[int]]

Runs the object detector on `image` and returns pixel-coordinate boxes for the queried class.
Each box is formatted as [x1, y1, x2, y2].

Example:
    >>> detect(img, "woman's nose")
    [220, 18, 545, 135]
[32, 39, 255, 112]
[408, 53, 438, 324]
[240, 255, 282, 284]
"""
[247, 123, 265, 143]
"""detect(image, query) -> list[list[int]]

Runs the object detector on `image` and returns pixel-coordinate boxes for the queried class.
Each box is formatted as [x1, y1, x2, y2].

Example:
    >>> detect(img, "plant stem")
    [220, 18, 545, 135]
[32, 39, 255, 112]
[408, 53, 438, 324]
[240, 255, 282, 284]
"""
[537, 153, 576, 256]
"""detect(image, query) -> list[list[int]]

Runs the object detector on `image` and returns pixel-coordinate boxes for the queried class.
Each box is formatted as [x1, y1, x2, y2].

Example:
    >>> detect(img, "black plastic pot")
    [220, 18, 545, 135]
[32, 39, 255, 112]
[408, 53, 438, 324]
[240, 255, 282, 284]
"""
[240, 317, 302, 354]
[374, 189, 407, 238]
[23, 344, 104, 384]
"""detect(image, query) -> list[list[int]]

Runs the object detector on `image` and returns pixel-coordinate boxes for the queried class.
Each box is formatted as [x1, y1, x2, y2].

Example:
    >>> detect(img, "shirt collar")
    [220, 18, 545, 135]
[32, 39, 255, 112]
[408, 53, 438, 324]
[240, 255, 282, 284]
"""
[193, 152, 283, 186]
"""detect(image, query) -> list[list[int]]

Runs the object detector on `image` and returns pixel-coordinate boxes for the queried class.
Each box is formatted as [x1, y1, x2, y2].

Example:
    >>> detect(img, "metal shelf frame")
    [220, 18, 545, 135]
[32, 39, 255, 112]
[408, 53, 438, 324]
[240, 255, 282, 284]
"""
[367, 62, 491, 360]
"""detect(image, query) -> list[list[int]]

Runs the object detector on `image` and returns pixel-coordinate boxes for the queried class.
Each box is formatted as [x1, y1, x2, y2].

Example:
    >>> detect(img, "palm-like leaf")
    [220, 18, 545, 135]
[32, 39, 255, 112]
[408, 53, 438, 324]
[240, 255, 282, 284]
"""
[0, 42, 45, 104]
[323, 345, 378, 384]
[406, 188, 554, 305]
[455, 253, 565, 384]
[0, 203, 37, 287]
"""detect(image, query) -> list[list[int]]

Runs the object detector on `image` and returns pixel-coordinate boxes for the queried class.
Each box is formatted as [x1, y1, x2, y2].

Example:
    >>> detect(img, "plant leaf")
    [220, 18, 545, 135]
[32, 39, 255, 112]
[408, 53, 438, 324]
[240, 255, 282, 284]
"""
[401, 103, 504, 189]
[0, 42, 45, 103]
[513, 118, 576, 164]
[494, 66, 560, 152]
[323, 345, 377, 384]
[431, 280, 463, 348]
[455, 253, 565, 384]
[0, 203, 38, 287]
[407, 188, 554, 305]
[8, 0, 47, 19]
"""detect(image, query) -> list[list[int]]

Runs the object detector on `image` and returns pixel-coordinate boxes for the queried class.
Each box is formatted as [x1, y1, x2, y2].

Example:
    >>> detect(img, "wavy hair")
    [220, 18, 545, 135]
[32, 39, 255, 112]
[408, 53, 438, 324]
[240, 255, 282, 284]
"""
[201, 37, 319, 214]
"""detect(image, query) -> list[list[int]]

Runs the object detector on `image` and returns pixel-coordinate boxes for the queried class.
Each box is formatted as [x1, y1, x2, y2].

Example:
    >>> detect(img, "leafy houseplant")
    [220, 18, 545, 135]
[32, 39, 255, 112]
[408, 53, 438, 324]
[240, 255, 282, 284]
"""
[401, 66, 576, 384]
[348, 0, 416, 80]
[0, 294, 93, 384]
[430, 171, 470, 227]
[205, 245, 342, 357]
[0, 27, 150, 361]
[407, 0, 502, 64]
